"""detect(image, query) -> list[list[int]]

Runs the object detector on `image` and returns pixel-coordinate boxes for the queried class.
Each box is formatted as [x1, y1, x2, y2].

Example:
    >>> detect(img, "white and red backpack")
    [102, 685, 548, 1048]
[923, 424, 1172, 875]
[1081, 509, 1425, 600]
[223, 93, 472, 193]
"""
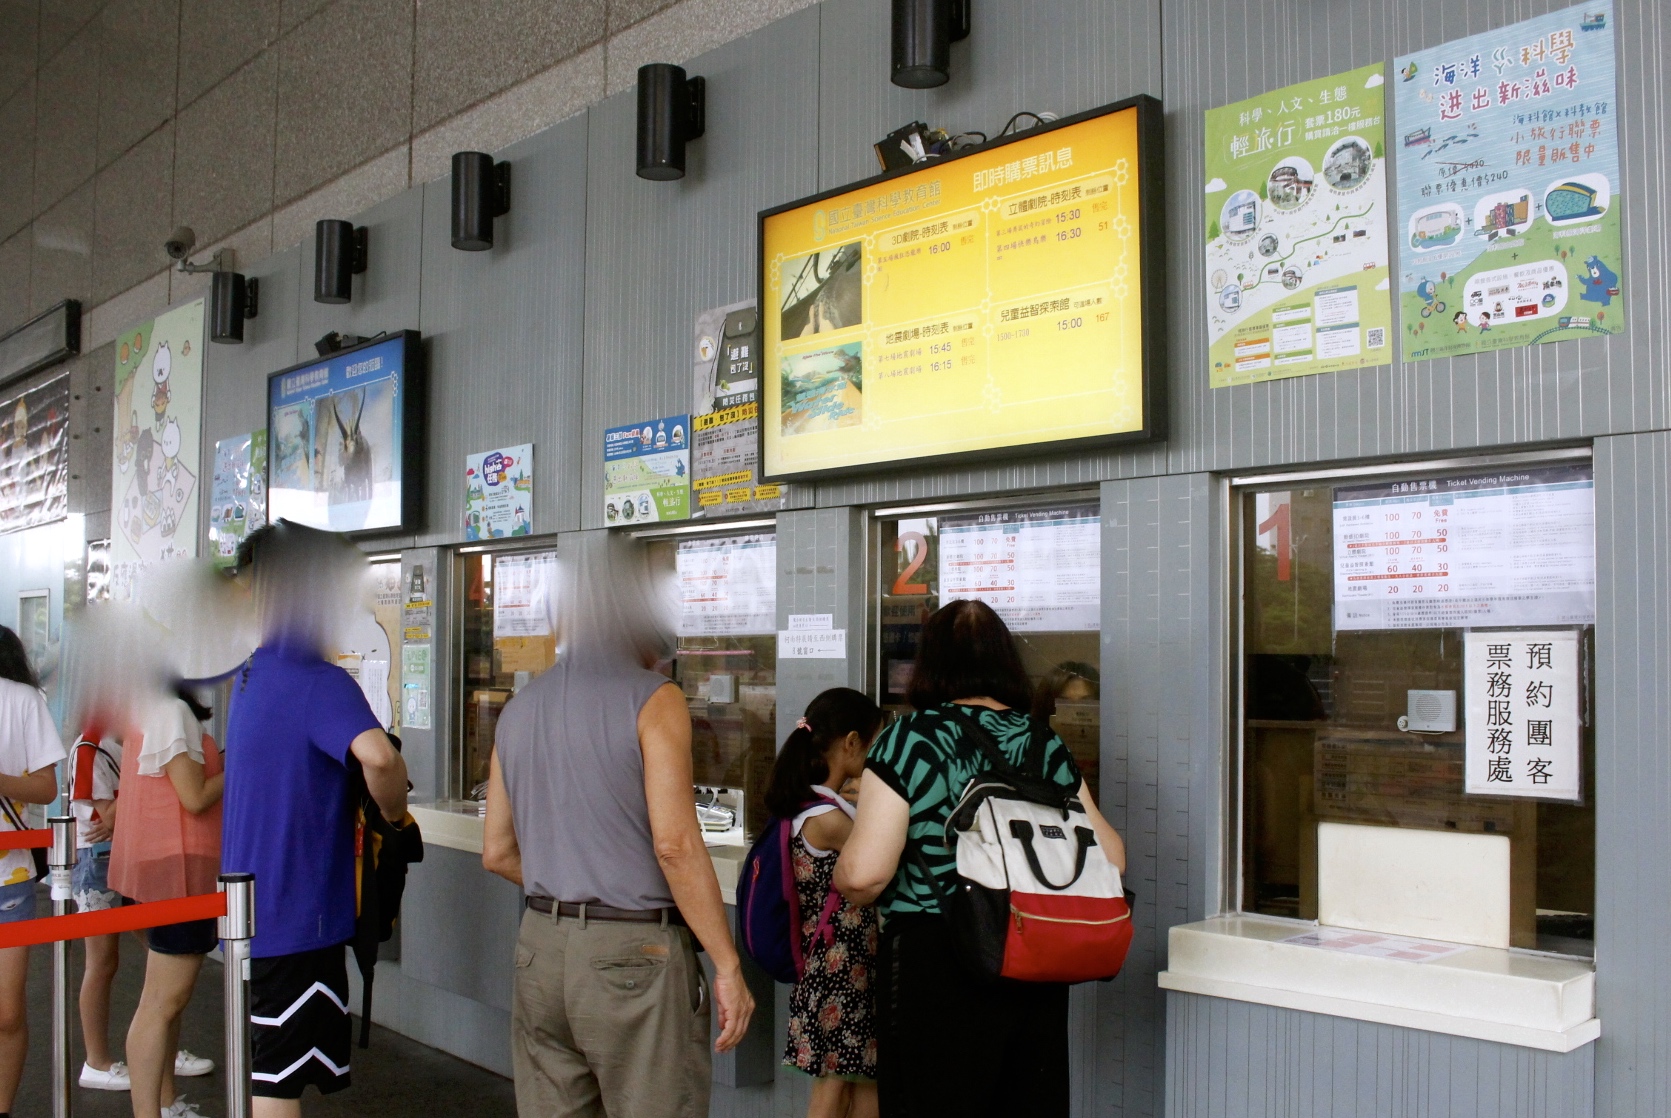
[913, 709, 1133, 984]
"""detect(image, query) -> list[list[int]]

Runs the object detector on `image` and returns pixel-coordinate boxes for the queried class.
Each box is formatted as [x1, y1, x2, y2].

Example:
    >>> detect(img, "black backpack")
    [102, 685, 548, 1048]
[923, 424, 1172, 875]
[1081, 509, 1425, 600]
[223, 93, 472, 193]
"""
[347, 736, 424, 1048]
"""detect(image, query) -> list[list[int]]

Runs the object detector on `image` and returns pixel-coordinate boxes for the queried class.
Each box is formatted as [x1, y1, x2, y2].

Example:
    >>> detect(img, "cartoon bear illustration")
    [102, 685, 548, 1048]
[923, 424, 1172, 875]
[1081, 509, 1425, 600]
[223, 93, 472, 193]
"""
[150, 342, 173, 426]
[1578, 255, 1620, 307]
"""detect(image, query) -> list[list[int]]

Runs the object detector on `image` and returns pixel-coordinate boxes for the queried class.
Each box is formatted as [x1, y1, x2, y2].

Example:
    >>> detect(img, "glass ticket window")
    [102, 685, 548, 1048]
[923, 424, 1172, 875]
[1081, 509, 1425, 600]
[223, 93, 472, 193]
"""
[873, 502, 1103, 792]
[454, 548, 559, 800]
[1237, 462, 1596, 955]
[648, 531, 778, 842]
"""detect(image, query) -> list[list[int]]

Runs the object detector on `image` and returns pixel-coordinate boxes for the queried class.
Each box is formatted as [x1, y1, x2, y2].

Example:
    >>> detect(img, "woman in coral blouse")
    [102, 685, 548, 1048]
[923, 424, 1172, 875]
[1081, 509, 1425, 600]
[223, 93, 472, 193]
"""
[110, 684, 223, 1118]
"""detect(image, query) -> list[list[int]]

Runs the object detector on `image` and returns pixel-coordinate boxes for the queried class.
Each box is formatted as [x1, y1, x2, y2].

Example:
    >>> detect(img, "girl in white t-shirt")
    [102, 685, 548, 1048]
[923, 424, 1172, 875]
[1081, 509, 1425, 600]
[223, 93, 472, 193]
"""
[0, 627, 67, 1118]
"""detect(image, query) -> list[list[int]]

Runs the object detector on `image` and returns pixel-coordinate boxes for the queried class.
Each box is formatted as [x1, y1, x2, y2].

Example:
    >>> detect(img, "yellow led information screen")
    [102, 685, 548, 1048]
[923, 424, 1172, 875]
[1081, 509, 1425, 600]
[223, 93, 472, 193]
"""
[760, 98, 1162, 480]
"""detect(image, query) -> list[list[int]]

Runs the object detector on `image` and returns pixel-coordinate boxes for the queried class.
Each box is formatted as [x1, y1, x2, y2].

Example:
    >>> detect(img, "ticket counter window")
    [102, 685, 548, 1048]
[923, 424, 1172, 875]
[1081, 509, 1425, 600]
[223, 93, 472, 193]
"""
[1238, 465, 1596, 955]
[648, 531, 777, 842]
[874, 503, 1102, 791]
[455, 549, 558, 800]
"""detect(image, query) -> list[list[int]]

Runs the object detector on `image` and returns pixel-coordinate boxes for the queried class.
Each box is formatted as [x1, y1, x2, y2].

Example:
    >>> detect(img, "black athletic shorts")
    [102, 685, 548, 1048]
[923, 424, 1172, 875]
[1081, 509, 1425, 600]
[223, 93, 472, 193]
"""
[146, 918, 218, 956]
[250, 943, 352, 1098]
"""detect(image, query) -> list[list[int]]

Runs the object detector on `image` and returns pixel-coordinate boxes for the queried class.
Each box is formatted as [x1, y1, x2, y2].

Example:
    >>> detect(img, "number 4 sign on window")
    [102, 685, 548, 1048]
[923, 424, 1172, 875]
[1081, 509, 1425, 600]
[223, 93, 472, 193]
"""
[1463, 630, 1581, 802]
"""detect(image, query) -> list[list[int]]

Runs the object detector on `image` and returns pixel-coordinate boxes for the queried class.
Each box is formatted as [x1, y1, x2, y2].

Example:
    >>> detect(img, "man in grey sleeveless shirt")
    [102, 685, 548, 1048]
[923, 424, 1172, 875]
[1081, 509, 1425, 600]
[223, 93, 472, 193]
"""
[483, 534, 754, 1118]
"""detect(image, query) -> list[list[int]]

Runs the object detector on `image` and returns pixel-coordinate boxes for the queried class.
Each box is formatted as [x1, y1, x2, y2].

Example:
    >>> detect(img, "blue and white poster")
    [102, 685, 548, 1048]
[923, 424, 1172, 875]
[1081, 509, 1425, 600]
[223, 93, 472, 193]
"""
[603, 416, 690, 525]
[268, 335, 408, 532]
[1395, 2, 1623, 361]
[464, 443, 532, 540]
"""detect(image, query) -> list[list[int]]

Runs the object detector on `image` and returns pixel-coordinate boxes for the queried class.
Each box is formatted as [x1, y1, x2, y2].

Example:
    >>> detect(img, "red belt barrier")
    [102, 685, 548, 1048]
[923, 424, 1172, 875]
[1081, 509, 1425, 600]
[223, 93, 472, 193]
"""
[0, 892, 228, 950]
[0, 830, 50, 850]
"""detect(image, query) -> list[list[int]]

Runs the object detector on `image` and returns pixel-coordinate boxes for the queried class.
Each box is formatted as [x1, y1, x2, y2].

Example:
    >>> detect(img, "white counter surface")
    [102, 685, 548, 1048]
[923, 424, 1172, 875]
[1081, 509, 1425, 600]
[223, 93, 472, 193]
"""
[1158, 914, 1598, 1052]
[409, 802, 748, 905]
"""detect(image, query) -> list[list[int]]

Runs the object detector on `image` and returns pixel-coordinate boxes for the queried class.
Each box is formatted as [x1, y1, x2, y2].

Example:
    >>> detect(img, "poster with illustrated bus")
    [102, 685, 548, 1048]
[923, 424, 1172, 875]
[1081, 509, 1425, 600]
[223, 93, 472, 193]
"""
[1395, 2, 1623, 360]
[1204, 63, 1393, 387]
[110, 300, 204, 601]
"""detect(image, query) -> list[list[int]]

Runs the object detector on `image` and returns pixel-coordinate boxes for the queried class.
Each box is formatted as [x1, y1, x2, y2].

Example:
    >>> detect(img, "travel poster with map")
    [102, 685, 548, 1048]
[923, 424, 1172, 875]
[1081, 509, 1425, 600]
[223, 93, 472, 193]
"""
[1204, 63, 1393, 388]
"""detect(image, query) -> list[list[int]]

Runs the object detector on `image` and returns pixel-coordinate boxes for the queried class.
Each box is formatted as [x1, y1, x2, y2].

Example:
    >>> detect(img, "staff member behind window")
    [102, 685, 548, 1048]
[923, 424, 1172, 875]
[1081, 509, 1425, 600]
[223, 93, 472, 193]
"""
[835, 599, 1126, 1118]
[483, 531, 754, 1118]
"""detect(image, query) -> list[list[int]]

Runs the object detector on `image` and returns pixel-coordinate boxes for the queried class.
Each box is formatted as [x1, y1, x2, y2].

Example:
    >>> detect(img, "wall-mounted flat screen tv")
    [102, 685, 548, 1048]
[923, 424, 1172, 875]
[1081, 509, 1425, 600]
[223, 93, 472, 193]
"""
[758, 96, 1165, 481]
[266, 331, 424, 534]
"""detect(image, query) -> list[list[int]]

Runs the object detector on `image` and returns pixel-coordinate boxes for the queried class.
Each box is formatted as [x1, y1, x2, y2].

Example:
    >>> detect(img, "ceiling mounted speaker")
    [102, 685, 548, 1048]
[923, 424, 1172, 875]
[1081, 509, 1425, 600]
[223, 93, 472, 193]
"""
[209, 271, 259, 344]
[314, 219, 367, 304]
[451, 152, 511, 251]
[636, 63, 706, 181]
[891, 0, 970, 89]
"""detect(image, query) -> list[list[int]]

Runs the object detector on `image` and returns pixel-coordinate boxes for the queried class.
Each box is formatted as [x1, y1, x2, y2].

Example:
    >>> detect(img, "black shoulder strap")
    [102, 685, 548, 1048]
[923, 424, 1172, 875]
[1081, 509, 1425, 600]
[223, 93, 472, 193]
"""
[942, 705, 1020, 776]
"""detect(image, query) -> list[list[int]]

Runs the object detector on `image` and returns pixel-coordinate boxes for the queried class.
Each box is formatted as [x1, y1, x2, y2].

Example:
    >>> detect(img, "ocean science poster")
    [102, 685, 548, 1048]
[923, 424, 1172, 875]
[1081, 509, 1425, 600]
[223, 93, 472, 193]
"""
[1394, 2, 1623, 361]
[1204, 63, 1393, 388]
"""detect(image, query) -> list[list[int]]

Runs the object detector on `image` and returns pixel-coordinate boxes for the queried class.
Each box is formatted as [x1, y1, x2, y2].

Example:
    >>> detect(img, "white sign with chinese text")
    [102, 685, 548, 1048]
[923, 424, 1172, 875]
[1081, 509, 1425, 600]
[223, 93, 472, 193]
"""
[1464, 629, 1581, 800]
[778, 628, 847, 659]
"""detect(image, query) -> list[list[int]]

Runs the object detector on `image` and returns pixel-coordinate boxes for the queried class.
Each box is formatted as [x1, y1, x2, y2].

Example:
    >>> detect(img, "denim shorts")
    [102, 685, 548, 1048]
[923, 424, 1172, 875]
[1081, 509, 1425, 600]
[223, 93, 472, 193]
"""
[73, 847, 125, 913]
[0, 880, 36, 924]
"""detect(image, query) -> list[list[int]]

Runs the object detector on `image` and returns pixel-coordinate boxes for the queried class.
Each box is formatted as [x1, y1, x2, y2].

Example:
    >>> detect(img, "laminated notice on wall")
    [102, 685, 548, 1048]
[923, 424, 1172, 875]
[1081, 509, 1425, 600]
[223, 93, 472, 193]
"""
[1464, 629, 1581, 801]
[677, 533, 776, 636]
[493, 552, 557, 638]
[1332, 463, 1594, 631]
[779, 629, 846, 659]
[939, 506, 1100, 632]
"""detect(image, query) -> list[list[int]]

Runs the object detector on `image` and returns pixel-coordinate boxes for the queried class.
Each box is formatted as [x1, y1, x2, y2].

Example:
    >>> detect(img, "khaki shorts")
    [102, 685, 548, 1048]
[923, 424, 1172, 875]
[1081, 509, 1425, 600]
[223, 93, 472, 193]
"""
[511, 907, 711, 1118]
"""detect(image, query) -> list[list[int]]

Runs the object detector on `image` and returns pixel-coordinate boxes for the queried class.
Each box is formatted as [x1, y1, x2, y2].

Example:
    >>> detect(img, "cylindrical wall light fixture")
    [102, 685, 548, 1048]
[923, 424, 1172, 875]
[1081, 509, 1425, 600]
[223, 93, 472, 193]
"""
[891, 0, 971, 89]
[636, 63, 706, 181]
[451, 152, 511, 251]
[314, 219, 367, 304]
[209, 271, 259, 344]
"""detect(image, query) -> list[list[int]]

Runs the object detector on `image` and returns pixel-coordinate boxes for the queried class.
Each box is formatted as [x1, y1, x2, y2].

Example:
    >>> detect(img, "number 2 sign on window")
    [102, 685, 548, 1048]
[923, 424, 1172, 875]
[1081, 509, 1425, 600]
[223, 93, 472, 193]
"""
[892, 531, 930, 595]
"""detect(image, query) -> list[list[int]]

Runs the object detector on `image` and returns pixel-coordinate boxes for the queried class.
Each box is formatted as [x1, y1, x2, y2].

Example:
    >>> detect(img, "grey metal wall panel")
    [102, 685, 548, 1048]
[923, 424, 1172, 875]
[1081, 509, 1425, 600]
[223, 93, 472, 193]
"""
[414, 113, 590, 546]
[772, 506, 866, 745]
[400, 842, 523, 1012]
[1098, 473, 1216, 1118]
[580, 7, 821, 531]
[197, 244, 302, 547]
[65, 341, 114, 527]
[1165, 991, 1595, 1118]
[1593, 431, 1671, 1118]
[296, 187, 426, 350]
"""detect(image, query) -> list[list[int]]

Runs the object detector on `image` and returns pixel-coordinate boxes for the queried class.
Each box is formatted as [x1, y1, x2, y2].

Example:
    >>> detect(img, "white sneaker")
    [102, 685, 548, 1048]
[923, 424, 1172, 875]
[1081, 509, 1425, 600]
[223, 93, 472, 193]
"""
[166, 1095, 205, 1118]
[79, 1060, 131, 1090]
[175, 1049, 215, 1077]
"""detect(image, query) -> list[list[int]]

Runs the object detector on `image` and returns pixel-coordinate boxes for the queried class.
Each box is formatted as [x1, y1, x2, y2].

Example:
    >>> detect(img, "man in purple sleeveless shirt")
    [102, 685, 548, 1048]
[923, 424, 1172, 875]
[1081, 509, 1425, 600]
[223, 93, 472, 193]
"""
[483, 533, 754, 1118]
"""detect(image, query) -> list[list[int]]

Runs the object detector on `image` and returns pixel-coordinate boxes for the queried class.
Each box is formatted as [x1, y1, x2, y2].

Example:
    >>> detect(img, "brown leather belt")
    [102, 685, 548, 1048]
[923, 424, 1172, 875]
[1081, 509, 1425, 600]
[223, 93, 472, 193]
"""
[526, 897, 685, 926]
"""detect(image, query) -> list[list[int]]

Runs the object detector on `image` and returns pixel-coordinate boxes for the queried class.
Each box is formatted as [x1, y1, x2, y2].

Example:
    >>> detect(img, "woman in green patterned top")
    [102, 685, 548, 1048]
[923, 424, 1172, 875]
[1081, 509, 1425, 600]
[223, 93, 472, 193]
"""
[835, 600, 1125, 1118]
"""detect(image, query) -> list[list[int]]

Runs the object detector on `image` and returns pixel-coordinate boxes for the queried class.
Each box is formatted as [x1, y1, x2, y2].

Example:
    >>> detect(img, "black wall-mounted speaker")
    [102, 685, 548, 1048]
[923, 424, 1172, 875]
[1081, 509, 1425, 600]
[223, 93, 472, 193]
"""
[451, 152, 511, 251]
[636, 63, 706, 181]
[314, 219, 367, 304]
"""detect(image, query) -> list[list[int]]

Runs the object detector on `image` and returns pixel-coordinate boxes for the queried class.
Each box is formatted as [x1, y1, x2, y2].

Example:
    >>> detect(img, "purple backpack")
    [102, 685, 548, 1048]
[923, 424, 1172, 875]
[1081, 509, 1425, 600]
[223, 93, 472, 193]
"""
[736, 795, 844, 985]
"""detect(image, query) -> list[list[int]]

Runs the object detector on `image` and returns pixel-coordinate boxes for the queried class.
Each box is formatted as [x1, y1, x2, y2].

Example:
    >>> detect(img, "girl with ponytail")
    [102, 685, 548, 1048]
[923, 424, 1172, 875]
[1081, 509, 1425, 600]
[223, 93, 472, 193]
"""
[765, 688, 883, 1118]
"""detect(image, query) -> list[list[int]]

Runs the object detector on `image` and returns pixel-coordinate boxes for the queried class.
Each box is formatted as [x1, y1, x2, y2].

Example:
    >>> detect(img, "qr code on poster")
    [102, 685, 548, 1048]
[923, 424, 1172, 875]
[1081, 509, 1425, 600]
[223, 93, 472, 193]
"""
[1367, 327, 1386, 349]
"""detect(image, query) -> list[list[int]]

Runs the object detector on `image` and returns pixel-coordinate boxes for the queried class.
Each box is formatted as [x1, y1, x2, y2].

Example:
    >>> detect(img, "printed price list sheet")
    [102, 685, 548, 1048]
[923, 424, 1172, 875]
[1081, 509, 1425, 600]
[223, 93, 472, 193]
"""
[1332, 464, 1594, 631]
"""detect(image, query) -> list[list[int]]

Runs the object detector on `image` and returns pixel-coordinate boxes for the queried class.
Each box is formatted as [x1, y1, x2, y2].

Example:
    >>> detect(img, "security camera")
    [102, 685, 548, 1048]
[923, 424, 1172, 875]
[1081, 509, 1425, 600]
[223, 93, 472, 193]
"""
[164, 226, 197, 261]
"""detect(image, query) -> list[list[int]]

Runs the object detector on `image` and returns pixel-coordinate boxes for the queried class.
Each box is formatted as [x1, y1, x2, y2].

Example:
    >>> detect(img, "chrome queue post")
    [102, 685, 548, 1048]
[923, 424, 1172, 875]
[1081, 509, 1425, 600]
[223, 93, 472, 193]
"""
[47, 815, 75, 1118]
[218, 873, 255, 1118]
